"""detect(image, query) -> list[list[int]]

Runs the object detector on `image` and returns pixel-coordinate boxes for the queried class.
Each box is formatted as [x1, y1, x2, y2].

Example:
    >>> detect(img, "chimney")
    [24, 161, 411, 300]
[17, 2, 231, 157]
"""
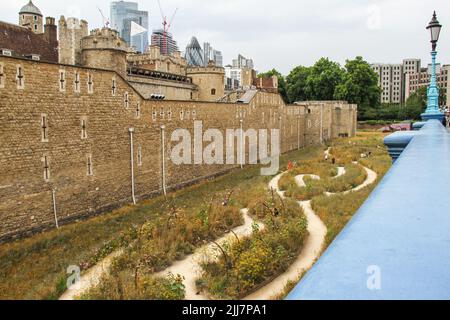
[44, 17, 57, 44]
[149, 45, 161, 59]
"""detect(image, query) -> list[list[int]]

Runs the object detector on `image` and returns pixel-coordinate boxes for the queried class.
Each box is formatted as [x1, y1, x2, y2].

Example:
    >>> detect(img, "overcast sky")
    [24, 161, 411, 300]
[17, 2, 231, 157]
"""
[2, 0, 450, 74]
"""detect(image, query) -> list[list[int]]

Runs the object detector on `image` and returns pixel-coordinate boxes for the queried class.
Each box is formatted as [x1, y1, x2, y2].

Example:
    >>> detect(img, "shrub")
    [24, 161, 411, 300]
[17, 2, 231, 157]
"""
[84, 273, 185, 300]
[198, 196, 308, 299]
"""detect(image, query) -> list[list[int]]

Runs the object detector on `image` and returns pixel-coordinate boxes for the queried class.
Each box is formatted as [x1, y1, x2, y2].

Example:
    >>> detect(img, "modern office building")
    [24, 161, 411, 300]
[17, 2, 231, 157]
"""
[110, 1, 148, 53]
[203, 42, 223, 67]
[371, 58, 422, 104]
[372, 64, 404, 104]
[151, 29, 179, 55]
[232, 54, 254, 69]
[213, 50, 223, 67]
[184, 36, 204, 66]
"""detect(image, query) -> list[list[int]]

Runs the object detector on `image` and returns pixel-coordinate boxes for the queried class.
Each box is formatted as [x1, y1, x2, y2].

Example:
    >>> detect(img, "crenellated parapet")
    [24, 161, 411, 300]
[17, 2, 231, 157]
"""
[80, 28, 129, 76]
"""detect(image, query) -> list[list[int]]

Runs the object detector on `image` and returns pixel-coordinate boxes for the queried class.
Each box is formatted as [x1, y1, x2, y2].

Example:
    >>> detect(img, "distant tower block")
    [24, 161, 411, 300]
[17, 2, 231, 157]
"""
[19, 0, 43, 34]
[58, 16, 88, 65]
[81, 28, 129, 76]
[187, 61, 225, 102]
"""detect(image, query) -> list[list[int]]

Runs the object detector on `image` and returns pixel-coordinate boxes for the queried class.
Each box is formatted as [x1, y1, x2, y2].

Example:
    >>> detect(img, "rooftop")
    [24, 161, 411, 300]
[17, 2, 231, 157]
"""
[19, 1, 42, 16]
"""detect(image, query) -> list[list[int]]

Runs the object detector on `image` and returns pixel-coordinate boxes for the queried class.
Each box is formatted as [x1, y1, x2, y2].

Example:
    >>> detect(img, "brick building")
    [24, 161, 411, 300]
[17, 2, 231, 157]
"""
[0, 1, 58, 62]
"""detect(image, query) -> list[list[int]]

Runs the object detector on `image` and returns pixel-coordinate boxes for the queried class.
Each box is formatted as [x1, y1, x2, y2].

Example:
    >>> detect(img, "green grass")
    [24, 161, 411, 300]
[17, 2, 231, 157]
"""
[0, 145, 323, 300]
[0, 132, 390, 301]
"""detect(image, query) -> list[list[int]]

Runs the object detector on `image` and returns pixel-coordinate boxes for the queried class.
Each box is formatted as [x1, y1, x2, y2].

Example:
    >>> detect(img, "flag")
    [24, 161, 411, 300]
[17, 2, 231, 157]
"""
[130, 21, 147, 37]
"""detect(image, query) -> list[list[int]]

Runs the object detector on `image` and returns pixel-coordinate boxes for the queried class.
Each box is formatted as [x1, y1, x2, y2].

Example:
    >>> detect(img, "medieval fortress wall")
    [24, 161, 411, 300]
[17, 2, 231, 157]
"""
[0, 55, 357, 242]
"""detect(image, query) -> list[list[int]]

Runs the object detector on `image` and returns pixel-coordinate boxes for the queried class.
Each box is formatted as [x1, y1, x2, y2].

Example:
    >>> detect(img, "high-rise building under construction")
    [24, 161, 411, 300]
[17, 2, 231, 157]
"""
[151, 29, 179, 55]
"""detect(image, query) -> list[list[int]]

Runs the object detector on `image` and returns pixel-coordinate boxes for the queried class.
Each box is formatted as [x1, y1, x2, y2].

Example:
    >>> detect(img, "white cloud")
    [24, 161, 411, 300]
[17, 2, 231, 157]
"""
[2, 0, 449, 74]
[366, 4, 382, 30]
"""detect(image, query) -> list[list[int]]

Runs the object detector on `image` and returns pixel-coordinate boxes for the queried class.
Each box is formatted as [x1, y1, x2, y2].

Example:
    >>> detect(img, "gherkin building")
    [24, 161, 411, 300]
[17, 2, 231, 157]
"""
[184, 36, 204, 66]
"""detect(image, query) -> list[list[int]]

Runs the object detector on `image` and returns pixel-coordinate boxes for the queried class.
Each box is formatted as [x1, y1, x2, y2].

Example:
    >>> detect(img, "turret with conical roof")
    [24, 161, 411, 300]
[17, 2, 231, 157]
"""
[19, 1, 43, 34]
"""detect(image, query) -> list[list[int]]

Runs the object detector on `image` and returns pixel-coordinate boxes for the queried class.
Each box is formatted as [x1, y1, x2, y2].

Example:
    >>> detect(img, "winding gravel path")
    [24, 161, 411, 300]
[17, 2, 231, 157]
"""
[244, 173, 327, 300]
[244, 154, 377, 300]
[59, 148, 377, 301]
[60, 250, 123, 300]
[155, 209, 264, 300]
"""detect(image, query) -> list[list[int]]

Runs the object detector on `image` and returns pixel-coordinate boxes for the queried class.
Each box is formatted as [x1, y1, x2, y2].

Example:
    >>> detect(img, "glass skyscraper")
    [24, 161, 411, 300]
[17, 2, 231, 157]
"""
[110, 1, 149, 53]
[184, 36, 204, 67]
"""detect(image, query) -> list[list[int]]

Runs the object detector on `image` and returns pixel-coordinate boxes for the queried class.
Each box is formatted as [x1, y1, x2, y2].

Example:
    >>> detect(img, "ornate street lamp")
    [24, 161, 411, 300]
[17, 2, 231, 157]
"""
[422, 11, 445, 123]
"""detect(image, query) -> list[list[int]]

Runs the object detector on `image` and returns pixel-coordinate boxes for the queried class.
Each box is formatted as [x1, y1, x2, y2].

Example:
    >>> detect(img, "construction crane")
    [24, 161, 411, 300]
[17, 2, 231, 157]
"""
[157, 0, 178, 55]
[97, 7, 110, 28]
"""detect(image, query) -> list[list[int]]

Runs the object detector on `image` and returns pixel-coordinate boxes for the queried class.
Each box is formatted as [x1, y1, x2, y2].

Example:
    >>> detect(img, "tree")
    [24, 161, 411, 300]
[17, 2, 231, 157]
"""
[257, 69, 288, 103]
[401, 87, 427, 120]
[334, 56, 381, 116]
[305, 58, 344, 101]
[286, 66, 311, 103]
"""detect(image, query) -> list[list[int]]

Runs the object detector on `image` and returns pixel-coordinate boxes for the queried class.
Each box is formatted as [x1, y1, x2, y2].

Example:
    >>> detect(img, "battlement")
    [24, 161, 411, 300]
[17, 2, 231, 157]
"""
[81, 28, 128, 52]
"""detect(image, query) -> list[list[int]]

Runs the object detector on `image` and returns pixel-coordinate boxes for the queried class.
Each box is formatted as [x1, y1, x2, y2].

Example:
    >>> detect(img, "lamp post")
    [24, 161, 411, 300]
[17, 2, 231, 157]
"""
[421, 11, 445, 123]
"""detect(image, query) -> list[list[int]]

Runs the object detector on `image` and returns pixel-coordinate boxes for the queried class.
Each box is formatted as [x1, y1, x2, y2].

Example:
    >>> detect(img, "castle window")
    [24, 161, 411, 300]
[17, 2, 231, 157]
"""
[211, 89, 216, 95]
[152, 109, 157, 121]
[86, 154, 93, 176]
[0, 63, 4, 89]
[168, 108, 172, 120]
[137, 146, 142, 166]
[34, 24, 37, 31]
[81, 118, 88, 139]
[34, 16, 37, 21]
[124, 92, 129, 109]
[41, 114, 49, 142]
[43, 155, 50, 182]
[112, 78, 117, 96]
[180, 109, 184, 120]
[160, 108, 165, 119]
[59, 70, 66, 92]
[74, 72, 80, 93]
[135, 102, 141, 119]
[16, 65, 24, 89]
[192, 109, 197, 120]
[87, 73, 93, 94]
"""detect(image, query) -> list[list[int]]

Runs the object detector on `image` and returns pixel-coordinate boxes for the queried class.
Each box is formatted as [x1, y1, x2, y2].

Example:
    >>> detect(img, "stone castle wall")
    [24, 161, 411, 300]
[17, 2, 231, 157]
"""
[0, 56, 357, 241]
[58, 16, 88, 65]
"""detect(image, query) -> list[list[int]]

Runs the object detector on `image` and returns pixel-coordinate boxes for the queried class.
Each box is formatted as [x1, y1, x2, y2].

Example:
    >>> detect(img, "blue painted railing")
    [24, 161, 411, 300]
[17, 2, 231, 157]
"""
[287, 120, 450, 300]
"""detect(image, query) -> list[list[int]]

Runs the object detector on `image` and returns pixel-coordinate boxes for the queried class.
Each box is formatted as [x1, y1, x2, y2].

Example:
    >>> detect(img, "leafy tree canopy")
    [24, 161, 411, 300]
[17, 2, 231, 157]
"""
[333, 56, 381, 114]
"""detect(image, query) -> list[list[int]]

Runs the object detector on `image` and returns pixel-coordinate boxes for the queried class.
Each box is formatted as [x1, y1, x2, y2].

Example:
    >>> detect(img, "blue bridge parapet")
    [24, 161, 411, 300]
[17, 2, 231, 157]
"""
[287, 120, 450, 300]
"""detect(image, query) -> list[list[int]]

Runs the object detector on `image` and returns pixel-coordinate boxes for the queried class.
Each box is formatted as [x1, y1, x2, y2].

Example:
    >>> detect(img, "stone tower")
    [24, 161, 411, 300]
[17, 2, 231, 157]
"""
[19, 0, 43, 34]
[187, 61, 225, 102]
[58, 16, 88, 65]
[81, 28, 129, 77]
